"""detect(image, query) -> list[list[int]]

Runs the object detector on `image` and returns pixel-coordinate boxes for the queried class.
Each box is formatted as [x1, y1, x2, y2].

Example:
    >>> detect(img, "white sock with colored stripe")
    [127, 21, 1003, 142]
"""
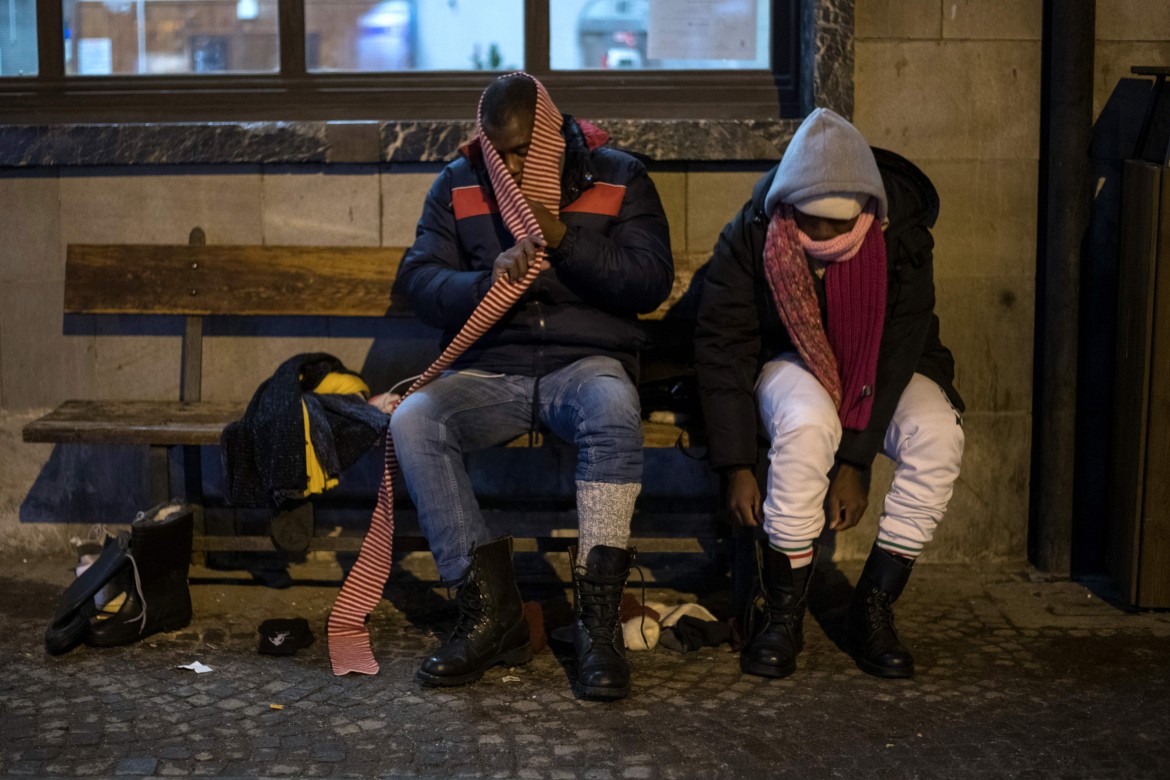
[769, 541, 815, 569]
[876, 532, 924, 560]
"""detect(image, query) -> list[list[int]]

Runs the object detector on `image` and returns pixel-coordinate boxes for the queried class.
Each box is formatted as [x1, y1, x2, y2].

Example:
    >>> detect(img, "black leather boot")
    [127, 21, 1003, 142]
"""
[740, 543, 813, 679]
[45, 532, 130, 655]
[571, 544, 634, 700]
[416, 537, 532, 687]
[86, 502, 194, 647]
[847, 544, 916, 678]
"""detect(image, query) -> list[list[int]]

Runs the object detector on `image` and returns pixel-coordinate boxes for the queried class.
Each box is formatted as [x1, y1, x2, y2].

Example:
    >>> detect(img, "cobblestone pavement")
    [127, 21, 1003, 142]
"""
[2, 550, 1169, 779]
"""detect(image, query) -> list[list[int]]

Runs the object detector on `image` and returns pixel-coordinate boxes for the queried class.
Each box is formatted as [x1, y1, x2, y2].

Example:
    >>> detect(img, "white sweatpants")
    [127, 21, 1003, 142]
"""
[756, 354, 964, 560]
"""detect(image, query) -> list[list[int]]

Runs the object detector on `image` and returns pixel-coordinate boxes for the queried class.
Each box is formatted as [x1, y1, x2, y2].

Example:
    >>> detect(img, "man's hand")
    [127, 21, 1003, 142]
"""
[827, 463, 868, 531]
[526, 199, 568, 249]
[492, 236, 549, 284]
[368, 392, 402, 414]
[726, 467, 762, 527]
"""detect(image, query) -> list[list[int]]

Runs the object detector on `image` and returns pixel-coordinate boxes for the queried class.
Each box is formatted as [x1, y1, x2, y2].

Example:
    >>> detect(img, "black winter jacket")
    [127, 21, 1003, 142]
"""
[221, 353, 388, 507]
[695, 148, 963, 472]
[394, 117, 674, 381]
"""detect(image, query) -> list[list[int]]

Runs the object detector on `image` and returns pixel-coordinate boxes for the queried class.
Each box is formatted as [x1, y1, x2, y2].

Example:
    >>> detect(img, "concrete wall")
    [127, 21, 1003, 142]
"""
[3, 0, 1168, 565]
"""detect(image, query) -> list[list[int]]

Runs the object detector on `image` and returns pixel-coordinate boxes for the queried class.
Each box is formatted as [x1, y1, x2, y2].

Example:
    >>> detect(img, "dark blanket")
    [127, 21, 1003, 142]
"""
[221, 353, 388, 507]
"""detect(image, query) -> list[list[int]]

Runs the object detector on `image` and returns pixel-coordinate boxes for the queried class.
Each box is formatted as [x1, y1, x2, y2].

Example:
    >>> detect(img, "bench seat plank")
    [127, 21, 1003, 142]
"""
[22, 400, 245, 446]
[23, 400, 689, 449]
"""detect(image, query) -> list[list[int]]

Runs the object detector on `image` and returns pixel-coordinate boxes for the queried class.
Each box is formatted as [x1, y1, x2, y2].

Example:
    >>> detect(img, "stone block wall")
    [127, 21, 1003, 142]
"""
[848, 0, 1044, 562]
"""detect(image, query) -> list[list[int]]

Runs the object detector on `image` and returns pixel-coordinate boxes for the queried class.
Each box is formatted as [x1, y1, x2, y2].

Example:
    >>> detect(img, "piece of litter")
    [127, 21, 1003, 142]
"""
[177, 661, 213, 674]
[269, 703, 285, 710]
[502, 675, 521, 683]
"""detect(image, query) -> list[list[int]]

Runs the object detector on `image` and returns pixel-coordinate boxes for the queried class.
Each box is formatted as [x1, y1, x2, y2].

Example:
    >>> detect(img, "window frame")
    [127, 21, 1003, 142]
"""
[1, 0, 801, 122]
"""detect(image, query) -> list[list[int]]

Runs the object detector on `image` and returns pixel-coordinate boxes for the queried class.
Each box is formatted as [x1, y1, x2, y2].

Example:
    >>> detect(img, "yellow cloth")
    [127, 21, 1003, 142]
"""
[301, 372, 372, 497]
[314, 372, 369, 397]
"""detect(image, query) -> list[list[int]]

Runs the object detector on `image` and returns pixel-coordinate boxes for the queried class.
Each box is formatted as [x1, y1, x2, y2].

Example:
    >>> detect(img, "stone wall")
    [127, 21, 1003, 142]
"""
[850, 0, 1044, 562]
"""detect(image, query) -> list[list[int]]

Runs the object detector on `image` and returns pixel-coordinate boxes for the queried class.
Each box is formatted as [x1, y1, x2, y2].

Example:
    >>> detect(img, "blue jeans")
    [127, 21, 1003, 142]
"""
[389, 355, 643, 581]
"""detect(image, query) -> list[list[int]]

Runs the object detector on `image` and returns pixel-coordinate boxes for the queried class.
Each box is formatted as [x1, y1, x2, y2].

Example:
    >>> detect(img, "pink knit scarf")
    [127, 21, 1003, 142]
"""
[761, 202, 886, 430]
[327, 73, 564, 676]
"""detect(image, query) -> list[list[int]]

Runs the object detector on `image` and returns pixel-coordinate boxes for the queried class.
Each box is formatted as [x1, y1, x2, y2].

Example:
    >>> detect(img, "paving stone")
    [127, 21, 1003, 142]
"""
[3, 557, 1170, 778]
[3, 761, 45, 775]
[115, 757, 159, 775]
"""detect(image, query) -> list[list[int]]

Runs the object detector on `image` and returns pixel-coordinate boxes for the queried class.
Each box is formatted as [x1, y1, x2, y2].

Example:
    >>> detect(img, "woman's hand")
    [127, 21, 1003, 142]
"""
[726, 467, 762, 527]
[827, 463, 868, 531]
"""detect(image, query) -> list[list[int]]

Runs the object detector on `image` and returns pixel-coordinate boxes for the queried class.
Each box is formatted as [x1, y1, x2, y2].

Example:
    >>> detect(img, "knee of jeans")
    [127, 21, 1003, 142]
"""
[388, 393, 440, 448]
[573, 376, 641, 438]
[571, 379, 643, 482]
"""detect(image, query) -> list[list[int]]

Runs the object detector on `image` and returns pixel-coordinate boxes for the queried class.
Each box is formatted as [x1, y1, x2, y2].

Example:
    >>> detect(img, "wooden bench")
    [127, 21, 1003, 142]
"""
[23, 229, 715, 557]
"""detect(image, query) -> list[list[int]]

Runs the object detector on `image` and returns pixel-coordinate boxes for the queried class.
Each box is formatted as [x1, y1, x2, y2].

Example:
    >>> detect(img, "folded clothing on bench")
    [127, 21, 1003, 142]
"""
[221, 353, 388, 508]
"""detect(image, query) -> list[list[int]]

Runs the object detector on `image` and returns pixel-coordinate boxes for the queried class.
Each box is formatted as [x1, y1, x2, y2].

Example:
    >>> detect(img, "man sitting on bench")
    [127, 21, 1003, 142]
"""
[387, 73, 673, 699]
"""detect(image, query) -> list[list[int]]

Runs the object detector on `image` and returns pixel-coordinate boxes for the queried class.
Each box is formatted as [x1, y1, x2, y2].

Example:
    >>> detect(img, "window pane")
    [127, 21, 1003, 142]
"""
[305, 0, 523, 73]
[64, 0, 279, 75]
[0, 0, 38, 76]
[551, 0, 770, 71]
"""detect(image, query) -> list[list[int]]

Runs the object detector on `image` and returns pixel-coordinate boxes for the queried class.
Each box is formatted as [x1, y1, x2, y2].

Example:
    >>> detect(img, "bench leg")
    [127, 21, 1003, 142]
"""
[149, 444, 205, 566]
[181, 444, 207, 564]
[148, 446, 171, 505]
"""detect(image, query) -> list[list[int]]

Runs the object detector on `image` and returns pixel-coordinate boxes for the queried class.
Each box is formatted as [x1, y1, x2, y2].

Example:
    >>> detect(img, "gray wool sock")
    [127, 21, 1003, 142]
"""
[576, 480, 640, 562]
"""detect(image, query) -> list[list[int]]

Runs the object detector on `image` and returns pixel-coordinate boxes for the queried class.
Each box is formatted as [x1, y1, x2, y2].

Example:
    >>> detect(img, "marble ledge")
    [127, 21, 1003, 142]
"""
[0, 119, 802, 168]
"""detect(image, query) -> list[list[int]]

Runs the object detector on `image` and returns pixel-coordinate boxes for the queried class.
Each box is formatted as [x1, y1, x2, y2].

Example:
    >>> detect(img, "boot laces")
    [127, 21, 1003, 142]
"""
[759, 591, 803, 643]
[750, 545, 805, 635]
[867, 589, 895, 631]
[118, 552, 149, 633]
[765, 602, 801, 627]
[576, 572, 626, 643]
[629, 563, 650, 648]
[449, 577, 485, 640]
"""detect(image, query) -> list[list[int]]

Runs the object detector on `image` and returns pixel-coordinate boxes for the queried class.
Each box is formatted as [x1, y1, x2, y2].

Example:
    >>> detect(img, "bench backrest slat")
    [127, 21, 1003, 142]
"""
[65, 245, 406, 317]
[64, 244, 711, 320]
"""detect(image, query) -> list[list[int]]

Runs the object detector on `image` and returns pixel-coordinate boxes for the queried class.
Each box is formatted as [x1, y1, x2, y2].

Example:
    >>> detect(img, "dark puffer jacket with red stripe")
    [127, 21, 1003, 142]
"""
[394, 117, 674, 381]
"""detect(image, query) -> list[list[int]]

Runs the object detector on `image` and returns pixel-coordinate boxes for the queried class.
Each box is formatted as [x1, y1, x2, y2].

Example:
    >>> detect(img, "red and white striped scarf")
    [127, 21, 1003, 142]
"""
[762, 201, 886, 430]
[327, 73, 565, 676]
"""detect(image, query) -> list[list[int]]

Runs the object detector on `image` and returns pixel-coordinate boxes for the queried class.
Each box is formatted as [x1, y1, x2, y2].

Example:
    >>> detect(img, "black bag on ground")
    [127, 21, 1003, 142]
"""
[44, 501, 195, 655]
